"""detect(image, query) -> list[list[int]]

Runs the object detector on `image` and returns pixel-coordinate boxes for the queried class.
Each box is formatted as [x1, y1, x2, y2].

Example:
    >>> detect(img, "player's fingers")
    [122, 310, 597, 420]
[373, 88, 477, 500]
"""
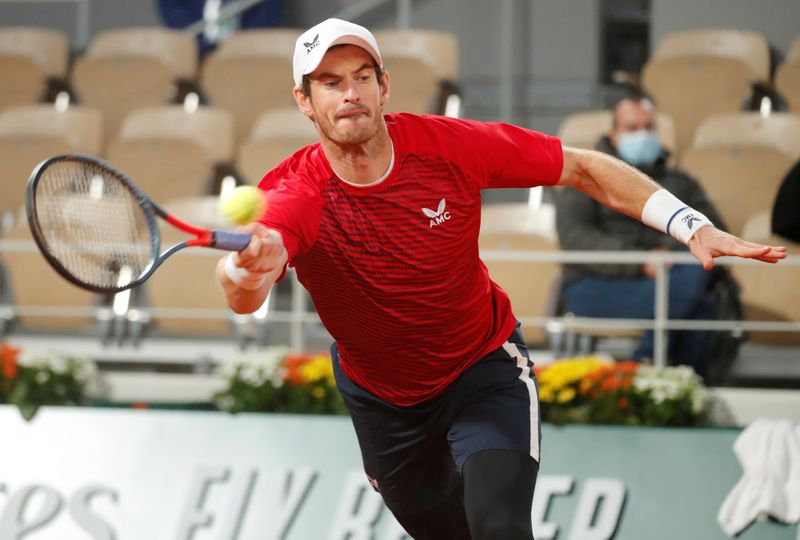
[701, 255, 715, 271]
[688, 238, 715, 270]
[232, 235, 263, 266]
[733, 236, 786, 251]
[751, 246, 788, 263]
[691, 245, 715, 270]
[729, 241, 772, 259]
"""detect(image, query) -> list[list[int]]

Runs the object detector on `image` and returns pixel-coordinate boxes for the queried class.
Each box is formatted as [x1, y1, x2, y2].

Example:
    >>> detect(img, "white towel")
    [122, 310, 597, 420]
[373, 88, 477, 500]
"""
[717, 418, 800, 536]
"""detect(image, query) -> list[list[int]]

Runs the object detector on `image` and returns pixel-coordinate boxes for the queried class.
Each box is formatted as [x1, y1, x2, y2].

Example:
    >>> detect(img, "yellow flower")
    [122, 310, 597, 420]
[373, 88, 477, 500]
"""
[557, 388, 576, 403]
[537, 357, 613, 391]
[299, 356, 333, 384]
[311, 386, 325, 399]
[539, 386, 555, 403]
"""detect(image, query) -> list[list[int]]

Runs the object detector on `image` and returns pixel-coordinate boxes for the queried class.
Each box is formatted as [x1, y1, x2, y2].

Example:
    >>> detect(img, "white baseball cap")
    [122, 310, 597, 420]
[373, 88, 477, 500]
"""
[293, 18, 383, 87]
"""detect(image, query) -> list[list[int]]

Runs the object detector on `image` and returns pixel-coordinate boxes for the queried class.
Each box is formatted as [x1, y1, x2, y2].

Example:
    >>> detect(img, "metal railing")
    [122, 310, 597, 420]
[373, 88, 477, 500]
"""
[1, 239, 798, 366]
[481, 249, 800, 366]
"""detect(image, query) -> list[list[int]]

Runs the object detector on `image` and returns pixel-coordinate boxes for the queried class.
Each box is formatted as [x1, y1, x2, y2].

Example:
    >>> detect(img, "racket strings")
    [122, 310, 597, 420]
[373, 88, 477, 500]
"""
[34, 160, 155, 290]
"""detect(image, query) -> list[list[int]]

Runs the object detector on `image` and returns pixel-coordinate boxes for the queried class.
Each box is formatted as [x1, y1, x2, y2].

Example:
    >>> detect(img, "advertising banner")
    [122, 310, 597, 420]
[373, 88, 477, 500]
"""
[0, 406, 796, 539]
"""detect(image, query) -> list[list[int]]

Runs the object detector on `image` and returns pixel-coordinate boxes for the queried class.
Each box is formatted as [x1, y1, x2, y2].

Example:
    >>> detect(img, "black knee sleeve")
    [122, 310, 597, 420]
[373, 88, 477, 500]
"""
[391, 479, 472, 540]
[463, 449, 539, 540]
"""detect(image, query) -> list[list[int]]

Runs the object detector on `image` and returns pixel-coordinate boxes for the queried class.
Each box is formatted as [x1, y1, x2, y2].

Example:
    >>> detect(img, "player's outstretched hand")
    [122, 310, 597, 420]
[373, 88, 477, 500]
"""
[688, 226, 787, 270]
[233, 221, 286, 276]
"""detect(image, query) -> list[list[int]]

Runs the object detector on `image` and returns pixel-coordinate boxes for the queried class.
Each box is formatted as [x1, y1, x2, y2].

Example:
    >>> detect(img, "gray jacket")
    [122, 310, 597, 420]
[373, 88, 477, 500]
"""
[555, 135, 727, 285]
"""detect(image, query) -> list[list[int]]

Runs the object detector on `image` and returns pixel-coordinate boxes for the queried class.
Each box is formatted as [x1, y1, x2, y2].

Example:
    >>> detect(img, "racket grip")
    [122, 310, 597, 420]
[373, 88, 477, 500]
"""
[213, 230, 253, 252]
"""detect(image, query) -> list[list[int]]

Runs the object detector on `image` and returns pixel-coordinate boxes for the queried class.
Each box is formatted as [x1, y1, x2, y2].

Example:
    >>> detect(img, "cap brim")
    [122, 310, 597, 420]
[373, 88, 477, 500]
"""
[301, 35, 382, 79]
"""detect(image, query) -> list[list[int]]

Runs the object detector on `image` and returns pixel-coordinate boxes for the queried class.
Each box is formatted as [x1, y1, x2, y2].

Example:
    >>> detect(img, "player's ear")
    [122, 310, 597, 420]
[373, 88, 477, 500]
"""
[379, 70, 390, 108]
[293, 86, 315, 122]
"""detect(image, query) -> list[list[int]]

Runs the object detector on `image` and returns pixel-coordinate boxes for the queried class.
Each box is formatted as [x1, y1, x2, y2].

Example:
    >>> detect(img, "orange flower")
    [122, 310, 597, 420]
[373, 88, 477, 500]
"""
[284, 354, 312, 385]
[601, 376, 621, 392]
[618, 397, 629, 409]
[1, 343, 20, 380]
[617, 361, 640, 373]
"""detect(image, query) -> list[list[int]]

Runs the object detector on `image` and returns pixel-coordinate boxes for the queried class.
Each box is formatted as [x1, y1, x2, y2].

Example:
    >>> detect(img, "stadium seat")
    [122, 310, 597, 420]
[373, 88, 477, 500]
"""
[479, 204, 560, 345]
[680, 112, 800, 236]
[143, 204, 234, 337]
[0, 105, 102, 221]
[373, 29, 459, 115]
[72, 28, 198, 147]
[732, 210, 800, 346]
[557, 109, 677, 161]
[201, 29, 300, 144]
[775, 37, 800, 114]
[1, 214, 99, 332]
[115, 105, 234, 164]
[642, 29, 770, 156]
[107, 106, 233, 201]
[237, 107, 318, 184]
[0, 27, 69, 111]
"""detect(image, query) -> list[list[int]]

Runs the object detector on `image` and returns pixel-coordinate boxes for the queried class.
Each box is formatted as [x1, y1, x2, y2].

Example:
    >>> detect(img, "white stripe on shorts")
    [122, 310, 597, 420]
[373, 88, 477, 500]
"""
[502, 341, 541, 462]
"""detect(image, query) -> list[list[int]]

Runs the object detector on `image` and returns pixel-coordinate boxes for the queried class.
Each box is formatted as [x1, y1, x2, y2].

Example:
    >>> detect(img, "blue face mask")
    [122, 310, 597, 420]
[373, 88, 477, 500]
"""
[616, 130, 661, 166]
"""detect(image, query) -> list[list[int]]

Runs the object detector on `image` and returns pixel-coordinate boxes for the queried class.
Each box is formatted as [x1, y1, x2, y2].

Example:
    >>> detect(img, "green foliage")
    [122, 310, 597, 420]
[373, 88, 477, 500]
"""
[0, 345, 97, 421]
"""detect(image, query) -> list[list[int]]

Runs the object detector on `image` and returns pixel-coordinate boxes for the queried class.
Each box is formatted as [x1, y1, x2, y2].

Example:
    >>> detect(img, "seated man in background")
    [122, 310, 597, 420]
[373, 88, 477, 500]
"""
[556, 95, 729, 376]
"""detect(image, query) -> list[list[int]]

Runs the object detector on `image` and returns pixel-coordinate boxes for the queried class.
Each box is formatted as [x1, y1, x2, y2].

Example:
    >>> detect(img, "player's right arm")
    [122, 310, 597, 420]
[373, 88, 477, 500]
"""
[216, 222, 288, 314]
[220, 148, 325, 312]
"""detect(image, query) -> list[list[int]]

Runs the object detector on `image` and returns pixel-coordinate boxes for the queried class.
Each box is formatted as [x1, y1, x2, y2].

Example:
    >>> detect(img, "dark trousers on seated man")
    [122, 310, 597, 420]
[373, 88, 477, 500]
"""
[561, 262, 714, 376]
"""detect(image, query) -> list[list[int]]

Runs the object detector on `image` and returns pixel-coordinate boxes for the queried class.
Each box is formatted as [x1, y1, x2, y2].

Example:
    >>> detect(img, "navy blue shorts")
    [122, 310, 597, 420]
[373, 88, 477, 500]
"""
[331, 324, 541, 516]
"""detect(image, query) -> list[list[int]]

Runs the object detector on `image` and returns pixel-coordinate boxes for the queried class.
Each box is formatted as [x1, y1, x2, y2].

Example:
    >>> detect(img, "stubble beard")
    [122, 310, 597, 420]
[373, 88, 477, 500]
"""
[314, 105, 383, 147]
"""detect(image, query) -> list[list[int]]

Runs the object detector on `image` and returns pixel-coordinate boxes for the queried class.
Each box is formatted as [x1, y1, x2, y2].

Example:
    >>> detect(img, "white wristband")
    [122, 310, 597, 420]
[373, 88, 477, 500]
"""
[641, 189, 713, 244]
[224, 253, 267, 290]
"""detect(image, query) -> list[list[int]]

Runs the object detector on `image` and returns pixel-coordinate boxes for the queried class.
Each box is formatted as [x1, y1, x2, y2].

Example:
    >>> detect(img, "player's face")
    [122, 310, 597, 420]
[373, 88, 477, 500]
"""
[297, 45, 389, 145]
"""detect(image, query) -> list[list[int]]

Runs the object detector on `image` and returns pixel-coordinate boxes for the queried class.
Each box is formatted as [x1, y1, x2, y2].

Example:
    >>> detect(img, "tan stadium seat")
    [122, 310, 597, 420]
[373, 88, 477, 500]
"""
[72, 28, 198, 147]
[0, 105, 102, 219]
[165, 195, 230, 230]
[115, 105, 234, 164]
[479, 204, 560, 344]
[732, 211, 800, 346]
[86, 28, 196, 80]
[107, 106, 233, 201]
[237, 107, 318, 184]
[775, 38, 800, 114]
[201, 29, 300, 144]
[380, 55, 439, 114]
[680, 112, 800, 236]
[374, 29, 459, 81]
[374, 29, 459, 115]
[0, 27, 69, 111]
[642, 29, 770, 156]
[144, 198, 233, 336]
[558, 109, 677, 161]
[1, 215, 99, 332]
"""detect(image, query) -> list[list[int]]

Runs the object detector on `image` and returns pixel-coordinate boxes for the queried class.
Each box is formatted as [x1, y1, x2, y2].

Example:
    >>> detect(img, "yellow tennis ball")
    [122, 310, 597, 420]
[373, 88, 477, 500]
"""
[219, 186, 267, 225]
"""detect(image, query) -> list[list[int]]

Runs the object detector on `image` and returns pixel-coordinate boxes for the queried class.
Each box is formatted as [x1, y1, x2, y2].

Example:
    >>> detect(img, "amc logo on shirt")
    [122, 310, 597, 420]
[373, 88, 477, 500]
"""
[422, 198, 452, 228]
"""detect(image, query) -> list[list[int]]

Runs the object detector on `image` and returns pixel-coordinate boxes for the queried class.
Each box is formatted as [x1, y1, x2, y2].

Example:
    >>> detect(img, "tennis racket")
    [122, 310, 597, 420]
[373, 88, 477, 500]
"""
[25, 153, 253, 294]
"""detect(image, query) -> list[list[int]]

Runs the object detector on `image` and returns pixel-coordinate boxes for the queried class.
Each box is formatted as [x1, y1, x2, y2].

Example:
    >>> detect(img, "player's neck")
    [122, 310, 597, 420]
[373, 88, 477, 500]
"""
[323, 123, 392, 185]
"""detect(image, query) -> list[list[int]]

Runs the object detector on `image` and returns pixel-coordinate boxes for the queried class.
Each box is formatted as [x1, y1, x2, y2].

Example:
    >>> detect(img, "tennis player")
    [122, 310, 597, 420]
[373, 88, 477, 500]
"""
[217, 18, 786, 539]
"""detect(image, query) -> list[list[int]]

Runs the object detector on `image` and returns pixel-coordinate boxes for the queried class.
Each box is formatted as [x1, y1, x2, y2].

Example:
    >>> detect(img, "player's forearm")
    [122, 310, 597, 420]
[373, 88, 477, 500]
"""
[564, 148, 660, 221]
[560, 146, 714, 245]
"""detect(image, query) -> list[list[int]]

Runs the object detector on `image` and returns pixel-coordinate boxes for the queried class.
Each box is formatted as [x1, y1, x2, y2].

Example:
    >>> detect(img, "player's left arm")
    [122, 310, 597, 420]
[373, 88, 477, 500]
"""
[557, 145, 787, 269]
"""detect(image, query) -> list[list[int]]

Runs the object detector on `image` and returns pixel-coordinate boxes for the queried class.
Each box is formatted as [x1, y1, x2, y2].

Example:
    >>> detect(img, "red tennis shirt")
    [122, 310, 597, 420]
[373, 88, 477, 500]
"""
[259, 113, 563, 406]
